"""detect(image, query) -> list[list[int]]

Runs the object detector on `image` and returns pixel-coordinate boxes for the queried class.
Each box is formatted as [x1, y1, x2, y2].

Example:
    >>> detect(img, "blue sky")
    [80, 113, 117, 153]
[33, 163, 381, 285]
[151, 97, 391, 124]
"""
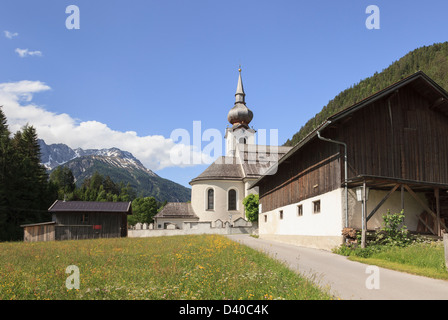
[0, 0, 447, 188]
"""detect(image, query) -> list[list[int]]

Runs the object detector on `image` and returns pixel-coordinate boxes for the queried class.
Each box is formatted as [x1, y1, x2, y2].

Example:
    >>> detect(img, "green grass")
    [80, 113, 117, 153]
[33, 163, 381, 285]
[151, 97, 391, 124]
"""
[0, 235, 333, 300]
[346, 241, 448, 280]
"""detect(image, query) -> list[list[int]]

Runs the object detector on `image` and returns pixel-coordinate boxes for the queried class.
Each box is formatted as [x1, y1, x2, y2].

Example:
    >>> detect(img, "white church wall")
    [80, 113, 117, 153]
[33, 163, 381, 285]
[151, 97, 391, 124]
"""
[191, 179, 246, 225]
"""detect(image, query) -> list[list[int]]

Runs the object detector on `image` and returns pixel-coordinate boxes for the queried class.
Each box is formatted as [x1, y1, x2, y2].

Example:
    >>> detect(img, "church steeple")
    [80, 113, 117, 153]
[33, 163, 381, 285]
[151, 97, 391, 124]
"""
[235, 67, 245, 104]
[225, 67, 256, 156]
[227, 67, 253, 126]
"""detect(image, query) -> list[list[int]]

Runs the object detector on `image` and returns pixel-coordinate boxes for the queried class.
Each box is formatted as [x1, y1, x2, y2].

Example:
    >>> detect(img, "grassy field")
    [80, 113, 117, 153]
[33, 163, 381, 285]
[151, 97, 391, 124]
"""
[347, 241, 448, 280]
[0, 234, 333, 300]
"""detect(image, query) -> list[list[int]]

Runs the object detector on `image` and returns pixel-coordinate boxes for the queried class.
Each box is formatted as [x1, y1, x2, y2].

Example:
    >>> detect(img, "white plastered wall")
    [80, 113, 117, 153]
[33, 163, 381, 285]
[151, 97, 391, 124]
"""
[191, 179, 246, 225]
[346, 188, 428, 231]
[258, 188, 344, 250]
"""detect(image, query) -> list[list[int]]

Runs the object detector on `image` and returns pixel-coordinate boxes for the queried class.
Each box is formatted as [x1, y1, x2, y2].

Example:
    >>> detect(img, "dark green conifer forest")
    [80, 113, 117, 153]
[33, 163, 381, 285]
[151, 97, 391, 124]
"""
[0, 108, 56, 241]
[284, 42, 448, 147]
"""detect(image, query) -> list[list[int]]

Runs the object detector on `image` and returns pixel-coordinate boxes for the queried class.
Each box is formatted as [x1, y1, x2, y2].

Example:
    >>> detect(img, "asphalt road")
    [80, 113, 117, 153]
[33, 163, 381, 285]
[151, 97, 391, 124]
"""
[227, 234, 448, 300]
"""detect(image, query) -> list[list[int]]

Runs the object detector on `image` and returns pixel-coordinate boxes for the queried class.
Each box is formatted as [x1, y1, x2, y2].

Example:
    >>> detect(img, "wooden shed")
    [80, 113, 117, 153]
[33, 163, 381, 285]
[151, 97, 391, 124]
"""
[252, 71, 448, 250]
[21, 221, 56, 242]
[22, 200, 132, 242]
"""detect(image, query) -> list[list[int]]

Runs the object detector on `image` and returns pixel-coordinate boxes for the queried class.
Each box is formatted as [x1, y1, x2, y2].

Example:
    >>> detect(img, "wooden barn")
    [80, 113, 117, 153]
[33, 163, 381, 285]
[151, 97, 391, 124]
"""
[251, 71, 448, 250]
[22, 200, 132, 242]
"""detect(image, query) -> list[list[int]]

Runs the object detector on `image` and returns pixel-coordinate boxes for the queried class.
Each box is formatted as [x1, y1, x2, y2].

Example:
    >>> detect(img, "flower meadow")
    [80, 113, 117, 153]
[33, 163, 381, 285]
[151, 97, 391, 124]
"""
[0, 235, 332, 300]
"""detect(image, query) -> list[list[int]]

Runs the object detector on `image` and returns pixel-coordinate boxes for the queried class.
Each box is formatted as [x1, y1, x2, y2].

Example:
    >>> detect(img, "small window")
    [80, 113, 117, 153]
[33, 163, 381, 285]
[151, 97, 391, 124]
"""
[313, 200, 321, 214]
[228, 189, 237, 211]
[297, 205, 303, 217]
[207, 189, 214, 210]
[81, 213, 89, 223]
[264, 215, 267, 223]
[279, 210, 283, 220]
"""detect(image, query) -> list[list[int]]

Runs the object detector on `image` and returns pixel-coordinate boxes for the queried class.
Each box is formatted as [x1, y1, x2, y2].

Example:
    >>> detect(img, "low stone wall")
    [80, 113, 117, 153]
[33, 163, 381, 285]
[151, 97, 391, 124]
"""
[128, 221, 258, 238]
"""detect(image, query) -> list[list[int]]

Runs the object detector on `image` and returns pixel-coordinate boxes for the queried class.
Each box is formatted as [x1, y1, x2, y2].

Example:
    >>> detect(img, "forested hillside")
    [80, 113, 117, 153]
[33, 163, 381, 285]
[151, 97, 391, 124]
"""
[284, 42, 448, 146]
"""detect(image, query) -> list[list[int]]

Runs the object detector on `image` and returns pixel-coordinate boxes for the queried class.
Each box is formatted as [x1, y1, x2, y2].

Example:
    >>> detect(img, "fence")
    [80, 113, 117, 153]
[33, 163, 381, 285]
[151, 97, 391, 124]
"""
[128, 220, 258, 238]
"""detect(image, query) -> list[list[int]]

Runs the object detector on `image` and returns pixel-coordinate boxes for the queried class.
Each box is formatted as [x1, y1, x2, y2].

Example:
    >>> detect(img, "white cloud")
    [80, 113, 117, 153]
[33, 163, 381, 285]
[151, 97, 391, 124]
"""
[0, 80, 210, 171]
[15, 48, 42, 58]
[4, 30, 18, 39]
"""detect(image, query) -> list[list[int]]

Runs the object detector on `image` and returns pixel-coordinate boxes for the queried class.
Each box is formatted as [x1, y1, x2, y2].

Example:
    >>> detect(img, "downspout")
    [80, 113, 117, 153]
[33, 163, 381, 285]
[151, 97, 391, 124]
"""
[317, 121, 348, 228]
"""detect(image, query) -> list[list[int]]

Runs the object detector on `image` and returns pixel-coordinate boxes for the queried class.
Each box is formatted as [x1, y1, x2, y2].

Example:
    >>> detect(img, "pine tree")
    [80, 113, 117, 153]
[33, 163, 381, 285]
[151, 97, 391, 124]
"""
[0, 107, 13, 240]
[1, 125, 53, 240]
[49, 166, 75, 198]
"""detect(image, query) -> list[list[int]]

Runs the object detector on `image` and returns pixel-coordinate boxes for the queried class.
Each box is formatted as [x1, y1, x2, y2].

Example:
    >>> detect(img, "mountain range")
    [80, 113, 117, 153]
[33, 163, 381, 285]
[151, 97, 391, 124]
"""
[38, 139, 191, 202]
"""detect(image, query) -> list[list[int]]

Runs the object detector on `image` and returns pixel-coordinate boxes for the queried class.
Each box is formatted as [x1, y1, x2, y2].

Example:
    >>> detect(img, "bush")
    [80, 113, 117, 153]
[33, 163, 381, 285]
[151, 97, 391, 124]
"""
[335, 210, 415, 257]
[243, 194, 259, 222]
[372, 210, 414, 247]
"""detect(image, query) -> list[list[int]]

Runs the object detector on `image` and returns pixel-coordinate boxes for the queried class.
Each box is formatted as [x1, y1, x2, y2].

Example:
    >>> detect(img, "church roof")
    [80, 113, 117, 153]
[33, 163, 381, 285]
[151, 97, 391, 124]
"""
[189, 156, 244, 183]
[238, 144, 292, 178]
[189, 145, 292, 184]
[154, 202, 198, 219]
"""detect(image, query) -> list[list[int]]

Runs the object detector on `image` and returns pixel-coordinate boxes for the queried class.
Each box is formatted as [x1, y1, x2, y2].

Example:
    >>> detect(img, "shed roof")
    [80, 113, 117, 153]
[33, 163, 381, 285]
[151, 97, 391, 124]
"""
[20, 221, 57, 228]
[48, 200, 132, 214]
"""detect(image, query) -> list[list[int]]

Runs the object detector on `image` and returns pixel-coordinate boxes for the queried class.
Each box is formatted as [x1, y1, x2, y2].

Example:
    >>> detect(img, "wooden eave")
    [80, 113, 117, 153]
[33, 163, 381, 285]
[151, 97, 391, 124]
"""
[347, 174, 448, 192]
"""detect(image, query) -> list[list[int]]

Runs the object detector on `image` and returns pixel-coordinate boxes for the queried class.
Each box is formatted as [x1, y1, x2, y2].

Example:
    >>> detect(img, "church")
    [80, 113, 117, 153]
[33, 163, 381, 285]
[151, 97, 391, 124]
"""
[154, 69, 292, 229]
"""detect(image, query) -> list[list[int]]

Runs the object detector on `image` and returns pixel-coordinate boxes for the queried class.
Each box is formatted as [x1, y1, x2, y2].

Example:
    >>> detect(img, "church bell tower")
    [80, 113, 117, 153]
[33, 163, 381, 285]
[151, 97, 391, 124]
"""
[225, 67, 256, 156]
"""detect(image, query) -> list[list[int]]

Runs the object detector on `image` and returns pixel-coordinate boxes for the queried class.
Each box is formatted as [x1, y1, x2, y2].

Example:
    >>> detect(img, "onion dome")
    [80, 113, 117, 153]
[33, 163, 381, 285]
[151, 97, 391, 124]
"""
[227, 68, 253, 126]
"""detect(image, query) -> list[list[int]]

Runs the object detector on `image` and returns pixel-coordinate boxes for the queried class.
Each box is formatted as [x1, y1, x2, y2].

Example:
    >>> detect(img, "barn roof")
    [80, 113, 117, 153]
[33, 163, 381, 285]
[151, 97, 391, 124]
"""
[250, 71, 448, 188]
[154, 202, 199, 219]
[48, 200, 132, 214]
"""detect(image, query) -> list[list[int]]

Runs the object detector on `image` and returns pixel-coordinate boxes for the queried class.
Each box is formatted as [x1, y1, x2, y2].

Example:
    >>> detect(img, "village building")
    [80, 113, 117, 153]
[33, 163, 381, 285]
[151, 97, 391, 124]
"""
[22, 200, 132, 242]
[154, 69, 292, 229]
[251, 71, 448, 250]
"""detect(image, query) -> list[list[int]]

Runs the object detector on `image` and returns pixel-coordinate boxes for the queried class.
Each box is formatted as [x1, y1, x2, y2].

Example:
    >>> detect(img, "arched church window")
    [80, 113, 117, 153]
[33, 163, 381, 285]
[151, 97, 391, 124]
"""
[239, 137, 247, 144]
[207, 189, 214, 210]
[228, 189, 237, 211]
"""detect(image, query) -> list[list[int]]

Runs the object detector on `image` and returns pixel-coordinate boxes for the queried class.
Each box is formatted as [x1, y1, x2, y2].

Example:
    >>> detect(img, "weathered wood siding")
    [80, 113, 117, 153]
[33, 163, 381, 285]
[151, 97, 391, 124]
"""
[23, 224, 55, 242]
[334, 86, 448, 183]
[259, 138, 341, 212]
[54, 212, 126, 240]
